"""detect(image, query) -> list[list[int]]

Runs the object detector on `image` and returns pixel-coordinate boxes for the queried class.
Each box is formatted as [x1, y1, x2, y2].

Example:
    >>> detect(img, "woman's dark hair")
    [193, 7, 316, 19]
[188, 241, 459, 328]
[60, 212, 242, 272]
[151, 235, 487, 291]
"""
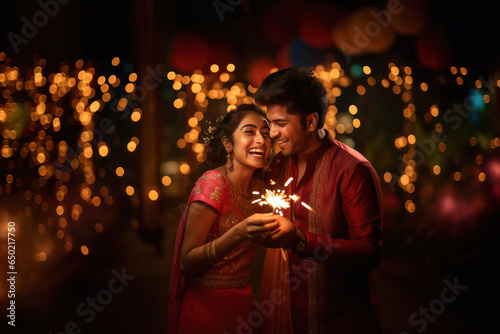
[188, 103, 267, 192]
[254, 66, 328, 129]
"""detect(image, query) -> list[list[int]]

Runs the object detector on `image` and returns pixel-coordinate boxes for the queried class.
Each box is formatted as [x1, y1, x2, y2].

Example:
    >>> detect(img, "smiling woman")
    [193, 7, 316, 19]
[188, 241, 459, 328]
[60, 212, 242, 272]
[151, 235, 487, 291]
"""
[167, 104, 282, 334]
[188, 104, 271, 191]
[225, 112, 271, 179]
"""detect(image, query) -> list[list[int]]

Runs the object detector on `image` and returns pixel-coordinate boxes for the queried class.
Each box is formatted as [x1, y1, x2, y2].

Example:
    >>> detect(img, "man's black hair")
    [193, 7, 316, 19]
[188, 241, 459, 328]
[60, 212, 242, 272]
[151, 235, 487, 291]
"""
[254, 66, 328, 129]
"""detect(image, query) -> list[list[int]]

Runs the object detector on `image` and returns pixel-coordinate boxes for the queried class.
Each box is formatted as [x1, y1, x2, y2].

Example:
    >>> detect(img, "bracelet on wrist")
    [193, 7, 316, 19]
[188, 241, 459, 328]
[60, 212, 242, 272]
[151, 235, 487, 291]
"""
[204, 239, 221, 265]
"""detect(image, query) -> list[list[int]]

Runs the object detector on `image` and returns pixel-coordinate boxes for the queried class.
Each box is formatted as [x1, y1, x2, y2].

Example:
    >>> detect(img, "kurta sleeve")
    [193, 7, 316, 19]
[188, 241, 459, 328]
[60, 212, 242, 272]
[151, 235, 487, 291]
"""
[302, 162, 383, 272]
[189, 171, 227, 214]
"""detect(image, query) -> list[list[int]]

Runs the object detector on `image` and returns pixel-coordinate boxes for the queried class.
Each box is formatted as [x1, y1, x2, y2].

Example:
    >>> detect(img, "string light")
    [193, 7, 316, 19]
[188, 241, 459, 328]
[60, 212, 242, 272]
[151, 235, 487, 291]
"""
[1, 46, 494, 270]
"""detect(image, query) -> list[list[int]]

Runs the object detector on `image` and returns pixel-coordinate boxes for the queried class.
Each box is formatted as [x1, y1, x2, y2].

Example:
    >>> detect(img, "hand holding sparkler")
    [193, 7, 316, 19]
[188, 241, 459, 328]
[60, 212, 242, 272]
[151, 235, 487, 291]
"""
[252, 177, 315, 260]
[261, 215, 304, 250]
[233, 213, 280, 243]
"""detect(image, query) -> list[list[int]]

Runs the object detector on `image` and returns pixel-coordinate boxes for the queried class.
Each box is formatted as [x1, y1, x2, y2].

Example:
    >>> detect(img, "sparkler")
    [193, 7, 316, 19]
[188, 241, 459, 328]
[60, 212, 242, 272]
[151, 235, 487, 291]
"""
[253, 177, 315, 215]
[252, 177, 315, 260]
[252, 189, 290, 215]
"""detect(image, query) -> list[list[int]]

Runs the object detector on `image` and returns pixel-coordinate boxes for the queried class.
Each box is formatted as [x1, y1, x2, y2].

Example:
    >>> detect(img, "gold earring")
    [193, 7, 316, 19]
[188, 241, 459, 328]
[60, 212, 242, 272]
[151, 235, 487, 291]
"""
[225, 151, 233, 170]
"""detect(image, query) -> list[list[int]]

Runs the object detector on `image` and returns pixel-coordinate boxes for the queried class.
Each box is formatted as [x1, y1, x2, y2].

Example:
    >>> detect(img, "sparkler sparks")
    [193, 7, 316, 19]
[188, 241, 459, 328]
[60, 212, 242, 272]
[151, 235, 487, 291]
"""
[262, 189, 290, 213]
[252, 178, 315, 262]
[254, 189, 290, 214]
[300, 201, 316, 213]
[253, 177, 314, 215]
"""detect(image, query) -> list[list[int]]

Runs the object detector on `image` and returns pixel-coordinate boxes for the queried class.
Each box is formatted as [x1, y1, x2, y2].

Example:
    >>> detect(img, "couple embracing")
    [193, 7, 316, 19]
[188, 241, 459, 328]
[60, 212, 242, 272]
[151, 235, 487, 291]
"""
[167, 66, 383, 334]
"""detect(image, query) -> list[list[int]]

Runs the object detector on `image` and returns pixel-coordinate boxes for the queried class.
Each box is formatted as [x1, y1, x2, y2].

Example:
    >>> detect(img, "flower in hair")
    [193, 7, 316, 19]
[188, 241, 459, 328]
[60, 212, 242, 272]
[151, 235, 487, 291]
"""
[201, 121, 217, 145]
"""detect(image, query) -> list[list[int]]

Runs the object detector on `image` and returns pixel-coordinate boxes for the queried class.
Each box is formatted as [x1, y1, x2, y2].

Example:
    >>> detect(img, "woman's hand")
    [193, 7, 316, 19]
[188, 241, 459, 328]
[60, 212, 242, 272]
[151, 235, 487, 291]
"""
[234, 213, 280, 242]
[181, 208, 279, 276]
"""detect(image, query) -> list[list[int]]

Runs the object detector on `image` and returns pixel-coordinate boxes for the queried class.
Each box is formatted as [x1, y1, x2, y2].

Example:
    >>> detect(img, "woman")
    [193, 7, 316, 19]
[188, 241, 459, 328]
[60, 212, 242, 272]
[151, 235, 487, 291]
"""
[167, 104, 279, 334]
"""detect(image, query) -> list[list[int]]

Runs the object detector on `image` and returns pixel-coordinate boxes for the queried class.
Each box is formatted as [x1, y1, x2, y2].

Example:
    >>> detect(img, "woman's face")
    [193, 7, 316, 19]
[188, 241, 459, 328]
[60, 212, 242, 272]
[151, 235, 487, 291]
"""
[230, 112, 271, 171]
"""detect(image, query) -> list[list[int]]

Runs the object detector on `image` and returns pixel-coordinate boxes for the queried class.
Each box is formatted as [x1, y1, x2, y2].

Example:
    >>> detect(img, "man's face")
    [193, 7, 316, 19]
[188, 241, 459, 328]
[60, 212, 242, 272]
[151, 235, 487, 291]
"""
[266, 104, 308, 157]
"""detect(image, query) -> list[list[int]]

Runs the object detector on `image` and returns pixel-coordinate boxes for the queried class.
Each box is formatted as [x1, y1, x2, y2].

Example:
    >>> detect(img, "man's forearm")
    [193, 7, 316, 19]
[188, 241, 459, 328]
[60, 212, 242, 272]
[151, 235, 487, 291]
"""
[299, 232, 382, 272]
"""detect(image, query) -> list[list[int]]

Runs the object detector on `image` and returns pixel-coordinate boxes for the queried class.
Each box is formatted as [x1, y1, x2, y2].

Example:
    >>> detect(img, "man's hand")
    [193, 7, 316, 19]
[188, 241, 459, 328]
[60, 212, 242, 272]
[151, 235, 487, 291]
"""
[262, 215, 301, 249]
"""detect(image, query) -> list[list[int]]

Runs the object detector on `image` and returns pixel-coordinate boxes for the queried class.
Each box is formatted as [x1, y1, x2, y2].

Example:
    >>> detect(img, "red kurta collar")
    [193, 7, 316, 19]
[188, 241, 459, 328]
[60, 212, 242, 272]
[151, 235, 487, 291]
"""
[291, 130, 335, 189]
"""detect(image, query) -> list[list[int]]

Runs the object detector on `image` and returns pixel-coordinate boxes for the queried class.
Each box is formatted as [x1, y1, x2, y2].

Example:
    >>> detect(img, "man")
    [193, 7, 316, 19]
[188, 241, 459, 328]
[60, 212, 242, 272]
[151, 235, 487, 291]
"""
[255, 66, 383, 334]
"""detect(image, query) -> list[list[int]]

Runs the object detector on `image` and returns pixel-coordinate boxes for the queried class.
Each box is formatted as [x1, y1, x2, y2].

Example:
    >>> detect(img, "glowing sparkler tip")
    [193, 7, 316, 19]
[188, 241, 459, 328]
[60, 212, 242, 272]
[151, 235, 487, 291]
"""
[301, 201, 315, 212]
[261, 189, 291, 211]
[259, 181, 314, 214]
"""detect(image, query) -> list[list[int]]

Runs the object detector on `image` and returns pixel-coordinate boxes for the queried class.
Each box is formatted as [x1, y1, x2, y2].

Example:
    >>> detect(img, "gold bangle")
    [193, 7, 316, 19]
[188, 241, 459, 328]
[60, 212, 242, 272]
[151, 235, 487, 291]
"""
[203, 241, 211, 263]
[204, 239, 221, 265]
[212, 238, 221, 263]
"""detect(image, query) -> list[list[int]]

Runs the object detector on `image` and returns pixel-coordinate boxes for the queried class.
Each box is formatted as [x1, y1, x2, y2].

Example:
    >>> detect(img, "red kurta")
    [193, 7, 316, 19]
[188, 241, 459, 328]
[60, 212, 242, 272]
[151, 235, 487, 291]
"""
[261, 131, 383, 334]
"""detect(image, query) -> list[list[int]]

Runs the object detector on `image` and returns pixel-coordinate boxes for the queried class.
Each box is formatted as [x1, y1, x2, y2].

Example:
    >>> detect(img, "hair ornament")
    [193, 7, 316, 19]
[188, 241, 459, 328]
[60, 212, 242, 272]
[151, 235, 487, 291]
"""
[201, 114, 224, 145]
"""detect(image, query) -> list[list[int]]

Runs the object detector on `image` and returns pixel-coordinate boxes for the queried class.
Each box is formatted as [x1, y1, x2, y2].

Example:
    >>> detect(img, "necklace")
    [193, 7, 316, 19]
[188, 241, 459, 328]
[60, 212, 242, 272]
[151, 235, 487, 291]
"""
[222, 169, 252, 199]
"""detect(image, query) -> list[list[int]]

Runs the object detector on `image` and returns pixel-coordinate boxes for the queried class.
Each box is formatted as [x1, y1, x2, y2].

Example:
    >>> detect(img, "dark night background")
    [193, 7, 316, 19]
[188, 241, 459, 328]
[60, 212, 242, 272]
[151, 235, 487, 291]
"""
[1, 0, 500, 333]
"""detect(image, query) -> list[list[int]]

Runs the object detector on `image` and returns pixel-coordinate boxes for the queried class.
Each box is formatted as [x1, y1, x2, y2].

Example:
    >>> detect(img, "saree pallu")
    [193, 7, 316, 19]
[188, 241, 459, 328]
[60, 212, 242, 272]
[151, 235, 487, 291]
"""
[259, 158, 295, 334]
